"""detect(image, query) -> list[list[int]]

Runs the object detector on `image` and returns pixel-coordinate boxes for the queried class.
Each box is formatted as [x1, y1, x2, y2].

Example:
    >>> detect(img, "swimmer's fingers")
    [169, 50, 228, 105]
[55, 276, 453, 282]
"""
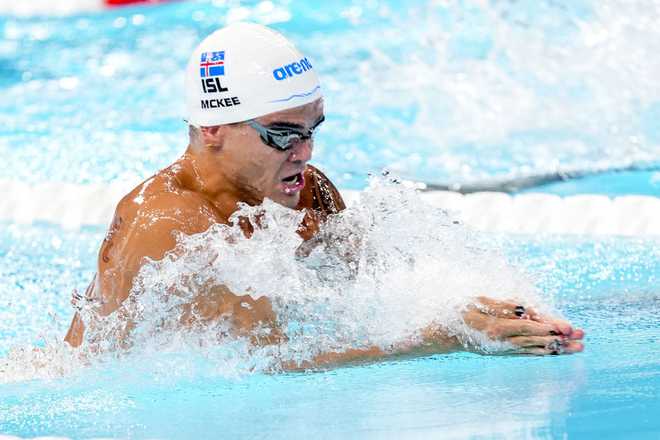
[463, 309, 559, 338]
[475, 296, 537, 319]
[557, 340, 584, 353]
[505, 336, 585, 355]
[508, 335, 563, 348]
[568, 328, 585, 340]
[473, 297, 584, 339]
[496, 318, 561, 337]
[528, 313, 581, 338]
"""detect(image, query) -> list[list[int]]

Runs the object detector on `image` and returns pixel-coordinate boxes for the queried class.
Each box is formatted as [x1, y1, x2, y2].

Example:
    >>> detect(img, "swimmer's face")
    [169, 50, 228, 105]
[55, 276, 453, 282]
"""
[220, 98, 324, 208]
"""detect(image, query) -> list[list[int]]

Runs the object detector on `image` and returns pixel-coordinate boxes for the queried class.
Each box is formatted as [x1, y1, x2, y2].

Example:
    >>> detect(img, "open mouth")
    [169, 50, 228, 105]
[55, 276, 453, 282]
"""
[281, 172, 305, 194]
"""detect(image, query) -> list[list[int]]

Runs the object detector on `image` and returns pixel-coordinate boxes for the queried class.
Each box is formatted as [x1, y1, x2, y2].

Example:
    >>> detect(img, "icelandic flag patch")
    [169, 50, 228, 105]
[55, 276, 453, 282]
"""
[200, 51, 225, 78]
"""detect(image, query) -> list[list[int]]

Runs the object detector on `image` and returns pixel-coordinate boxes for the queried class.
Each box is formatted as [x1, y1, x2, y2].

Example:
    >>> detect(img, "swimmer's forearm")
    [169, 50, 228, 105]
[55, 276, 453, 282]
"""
[280, 328, 461, 371]
[281, 346, 389, 371]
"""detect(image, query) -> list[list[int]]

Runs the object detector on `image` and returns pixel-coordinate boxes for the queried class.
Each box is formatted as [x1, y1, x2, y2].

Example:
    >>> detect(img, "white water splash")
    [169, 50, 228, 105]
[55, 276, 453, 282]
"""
[320, 0, 660, 184]
[0, 178, 554, 383]
[91, 178, 549, 367]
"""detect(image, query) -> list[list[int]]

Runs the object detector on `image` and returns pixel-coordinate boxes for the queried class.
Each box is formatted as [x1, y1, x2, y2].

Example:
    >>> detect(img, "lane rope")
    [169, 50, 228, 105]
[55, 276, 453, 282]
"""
[0, 180, 658, 236]
[0, 0, 166, 16]
[414, 161, 660, 193]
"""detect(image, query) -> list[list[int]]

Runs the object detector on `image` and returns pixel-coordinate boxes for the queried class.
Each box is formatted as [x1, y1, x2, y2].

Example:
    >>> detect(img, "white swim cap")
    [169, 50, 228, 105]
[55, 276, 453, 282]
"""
[185, 22, 322, 126]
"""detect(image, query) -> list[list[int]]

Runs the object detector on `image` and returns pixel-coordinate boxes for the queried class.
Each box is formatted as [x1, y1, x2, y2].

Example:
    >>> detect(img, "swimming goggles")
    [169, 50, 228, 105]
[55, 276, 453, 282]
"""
[246, 115, 325, 151]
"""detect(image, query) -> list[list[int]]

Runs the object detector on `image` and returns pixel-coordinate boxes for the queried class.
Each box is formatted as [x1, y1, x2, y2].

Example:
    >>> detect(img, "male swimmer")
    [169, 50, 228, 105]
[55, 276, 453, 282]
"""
[64, 23, 584, 367]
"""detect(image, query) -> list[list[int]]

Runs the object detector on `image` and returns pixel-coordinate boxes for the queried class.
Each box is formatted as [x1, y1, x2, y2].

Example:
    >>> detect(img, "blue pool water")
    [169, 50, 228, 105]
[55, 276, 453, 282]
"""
[1, 0, 659, 439]
[1, 0, 659, 192]
[0, 221, 658, 438]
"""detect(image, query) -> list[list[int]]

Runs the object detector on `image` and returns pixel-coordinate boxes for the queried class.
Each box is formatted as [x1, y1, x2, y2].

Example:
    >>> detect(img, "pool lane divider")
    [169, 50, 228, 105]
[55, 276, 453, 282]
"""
[0, 0, 173, 16]
[0, 180, 658, 236]
[104, 0, 171, 6]
[416, 162, 660, 193]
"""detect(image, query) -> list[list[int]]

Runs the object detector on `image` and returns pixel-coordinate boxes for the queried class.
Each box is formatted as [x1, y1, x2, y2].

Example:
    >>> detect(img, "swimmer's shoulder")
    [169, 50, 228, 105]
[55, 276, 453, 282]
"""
[298, 164, 346, 215]
[95, 168, 221, 308]
[110, 170, 221, 245]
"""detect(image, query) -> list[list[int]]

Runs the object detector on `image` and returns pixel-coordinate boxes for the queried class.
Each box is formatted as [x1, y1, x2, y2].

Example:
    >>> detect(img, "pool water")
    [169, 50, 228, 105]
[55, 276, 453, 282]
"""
[1, 0, 659, 439]
[1, 0, 659, 191]
[0, 221, 658, 438]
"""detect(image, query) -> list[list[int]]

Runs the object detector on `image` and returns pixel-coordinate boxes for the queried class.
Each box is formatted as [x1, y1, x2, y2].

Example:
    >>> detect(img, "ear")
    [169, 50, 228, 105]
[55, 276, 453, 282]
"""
[201, 126, 222, 136]
[199, 125, 225, 150]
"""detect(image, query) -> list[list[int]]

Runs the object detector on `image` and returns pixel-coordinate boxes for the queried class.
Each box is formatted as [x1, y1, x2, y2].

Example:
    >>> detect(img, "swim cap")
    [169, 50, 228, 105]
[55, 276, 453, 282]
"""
[185, 22, 322, 126]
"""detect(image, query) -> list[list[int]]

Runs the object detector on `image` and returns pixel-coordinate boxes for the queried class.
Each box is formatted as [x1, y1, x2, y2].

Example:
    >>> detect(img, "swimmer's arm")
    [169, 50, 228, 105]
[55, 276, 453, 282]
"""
[65, 194, 288, 348]
[280, 335, 458, 371]
[281, 297, 585, 371]
[279, 327, 462, 371]
[64, 194, 221, 348]
[179, 283, 285, 345]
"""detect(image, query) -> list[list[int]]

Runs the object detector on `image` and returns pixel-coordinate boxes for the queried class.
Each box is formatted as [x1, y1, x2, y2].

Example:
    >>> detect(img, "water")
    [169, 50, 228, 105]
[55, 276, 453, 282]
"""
[1, 0, 659, 438]
[1, 202, 658, 437]
[0, 0, 658, 192]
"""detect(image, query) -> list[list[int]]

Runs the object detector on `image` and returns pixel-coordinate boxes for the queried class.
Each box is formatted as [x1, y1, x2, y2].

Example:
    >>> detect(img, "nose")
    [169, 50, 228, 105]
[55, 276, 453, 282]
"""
[287, 138, 313, 163]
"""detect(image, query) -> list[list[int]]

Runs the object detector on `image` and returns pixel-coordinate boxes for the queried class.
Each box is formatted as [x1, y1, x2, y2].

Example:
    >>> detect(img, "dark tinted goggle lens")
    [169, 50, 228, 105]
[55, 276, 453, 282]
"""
[265, 128, 308, 151]
[248, 116, 324, 151]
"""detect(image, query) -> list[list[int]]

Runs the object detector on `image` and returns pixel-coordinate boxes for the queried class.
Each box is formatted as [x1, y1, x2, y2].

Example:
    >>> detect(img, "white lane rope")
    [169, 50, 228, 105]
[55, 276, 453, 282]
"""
[0, 180, 658, 236]
[0, 0, 105, 16]
[416, 162, 660, 194]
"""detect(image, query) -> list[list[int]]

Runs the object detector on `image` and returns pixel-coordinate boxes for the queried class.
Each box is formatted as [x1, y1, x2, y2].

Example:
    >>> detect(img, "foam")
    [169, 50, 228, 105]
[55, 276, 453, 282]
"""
[0, 179, 551, 383]
[66, 180, 547, 369]
[0, 179, 656, 236]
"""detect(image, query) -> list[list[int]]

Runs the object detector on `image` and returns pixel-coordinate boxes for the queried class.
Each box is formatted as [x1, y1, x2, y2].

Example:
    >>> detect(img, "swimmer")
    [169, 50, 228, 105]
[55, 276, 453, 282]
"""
[64, 23, 584, 367]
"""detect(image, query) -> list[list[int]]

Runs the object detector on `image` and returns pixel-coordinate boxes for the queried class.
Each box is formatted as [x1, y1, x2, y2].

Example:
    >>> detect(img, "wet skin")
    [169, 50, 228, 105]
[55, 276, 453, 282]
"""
[64, 98, 584, 367]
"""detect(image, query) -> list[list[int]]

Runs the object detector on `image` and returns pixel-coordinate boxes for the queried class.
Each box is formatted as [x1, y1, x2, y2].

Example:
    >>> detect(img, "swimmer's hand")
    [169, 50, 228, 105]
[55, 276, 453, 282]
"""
[458, 296, 585, 355]
[277, 296, 585, 371]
